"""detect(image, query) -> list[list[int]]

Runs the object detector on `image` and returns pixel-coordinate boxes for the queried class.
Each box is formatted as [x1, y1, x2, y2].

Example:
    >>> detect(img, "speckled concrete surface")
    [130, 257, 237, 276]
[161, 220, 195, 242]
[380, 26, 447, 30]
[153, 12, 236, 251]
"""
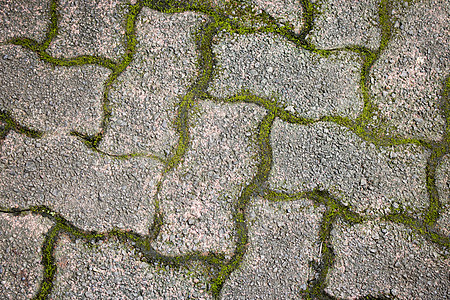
[1, 0, 449, 299]
[0, 45, 108, 135]
[0, 213, 52, 299]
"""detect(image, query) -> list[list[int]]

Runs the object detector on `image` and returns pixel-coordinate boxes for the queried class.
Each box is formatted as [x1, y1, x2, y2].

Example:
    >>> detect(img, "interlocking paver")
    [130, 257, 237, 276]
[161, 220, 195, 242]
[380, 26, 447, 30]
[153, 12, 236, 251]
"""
[210, 32, 363, 119]
[0, 213, 52, 299]
[0, 0, 50, 44]
[51, 235, 212, 299]
[221, 197, 323, 299]
[0, 45, 108, 134]
[309, 0, 381, 49]
[370, 0, 449, 141]
[0, 133, 163, 234]
[327, 220, 450, 299]
[47, 0, 128, 60]
[269, 120, 429, 217]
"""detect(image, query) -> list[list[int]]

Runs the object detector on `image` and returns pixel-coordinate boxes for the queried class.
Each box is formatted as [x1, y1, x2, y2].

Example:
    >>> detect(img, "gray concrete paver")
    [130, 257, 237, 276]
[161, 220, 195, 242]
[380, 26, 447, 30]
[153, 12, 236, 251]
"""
[99, 8, 205, 156]
[210, 32, 363, 119]
[0, 0, 50, 44]
[51, 235, 212, 299]
[327, 220, 450, 299]
[221, 198, 323, 299]
[269, 120, 429, 217]
[47, 0, 128, 60]
[310, 0, 381, 50]
[370, 0, 449, 141]
[0, 45, 108, 135]
[0, 133, 163, 234]
[0, 213, 52, 300]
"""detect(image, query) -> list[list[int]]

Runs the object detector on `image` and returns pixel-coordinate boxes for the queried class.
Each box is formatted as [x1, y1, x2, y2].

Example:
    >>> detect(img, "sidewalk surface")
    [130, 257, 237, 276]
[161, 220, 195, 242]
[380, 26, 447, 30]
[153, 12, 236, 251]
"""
[0, 0, 449, 299]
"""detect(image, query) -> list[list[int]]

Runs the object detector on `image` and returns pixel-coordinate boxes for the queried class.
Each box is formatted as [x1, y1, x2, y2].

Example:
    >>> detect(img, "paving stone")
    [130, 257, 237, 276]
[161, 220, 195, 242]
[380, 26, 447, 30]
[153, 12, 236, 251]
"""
[0, 0, 50, 44]
[152, 101, 264, 255]
[251, 0, 303, 34]
[221, 197, 323, 299]
[310, 0, 381, 50]
[210, 32, 363, 119]
[269, 120, 429, 217]
[99, 8, 205, 156]
[437, 154, 450, 205]
[0, 213, 52, 300]
[437, 204, 450, 236]
[326, 220, 450, 299]
[370, 0, 449, 141]
[51, 235, 211, 299]
[0, 45, 108, 135]
[0, 132, 163, 234]
[47, 0, 128, 60]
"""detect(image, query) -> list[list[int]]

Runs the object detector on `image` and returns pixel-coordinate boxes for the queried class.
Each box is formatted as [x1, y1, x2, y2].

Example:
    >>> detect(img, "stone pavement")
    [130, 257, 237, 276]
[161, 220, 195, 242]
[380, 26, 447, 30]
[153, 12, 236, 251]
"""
[0, 0, 449, 299]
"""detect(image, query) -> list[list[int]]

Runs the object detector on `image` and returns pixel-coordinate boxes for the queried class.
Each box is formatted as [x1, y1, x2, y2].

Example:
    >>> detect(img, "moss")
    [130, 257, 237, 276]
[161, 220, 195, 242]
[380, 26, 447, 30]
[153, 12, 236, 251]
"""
[0, 109, 43, 138]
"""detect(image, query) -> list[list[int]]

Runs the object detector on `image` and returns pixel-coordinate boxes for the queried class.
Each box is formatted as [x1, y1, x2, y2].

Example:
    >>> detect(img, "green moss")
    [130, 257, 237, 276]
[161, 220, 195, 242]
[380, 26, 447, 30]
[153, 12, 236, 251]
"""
[0, 109, 43, 138]
[32, 225, 60, 300]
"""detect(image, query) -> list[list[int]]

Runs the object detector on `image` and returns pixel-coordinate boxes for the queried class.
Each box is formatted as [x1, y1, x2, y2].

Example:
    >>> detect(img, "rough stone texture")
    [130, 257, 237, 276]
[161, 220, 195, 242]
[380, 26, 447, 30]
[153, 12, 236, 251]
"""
[153, 101, 264, 255]
[0, 213, 52, 300]
[0, 0, 50, 44]
[221, 197, 323, 299]
[437, 154, 450, 205]
[436, 154, 450, 236]
[252, 0, 303, 34]
[269, 120, 429, 217]
[47, 0, 128, 60]
[310, 0, 381, 50]
[99, 9, 205, 156]
[0, 45, 108, 135]
[370, 0, 449, 141]
[210, 32, 363, 119]
[51, 235, 212, 299]
[437, 204, 450, 236]
[0, 132, 163, 234]
[326, 220, 450, 299]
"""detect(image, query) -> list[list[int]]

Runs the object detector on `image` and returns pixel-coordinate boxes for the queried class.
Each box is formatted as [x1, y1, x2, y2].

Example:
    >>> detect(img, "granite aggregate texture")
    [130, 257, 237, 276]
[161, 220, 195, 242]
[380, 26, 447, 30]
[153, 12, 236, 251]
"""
[0, 0, 449, 299]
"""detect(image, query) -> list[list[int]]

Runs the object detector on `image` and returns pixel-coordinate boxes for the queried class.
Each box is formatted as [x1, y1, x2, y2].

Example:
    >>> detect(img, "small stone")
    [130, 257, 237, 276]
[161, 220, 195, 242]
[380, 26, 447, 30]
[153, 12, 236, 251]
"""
[360, 177, 367, 186]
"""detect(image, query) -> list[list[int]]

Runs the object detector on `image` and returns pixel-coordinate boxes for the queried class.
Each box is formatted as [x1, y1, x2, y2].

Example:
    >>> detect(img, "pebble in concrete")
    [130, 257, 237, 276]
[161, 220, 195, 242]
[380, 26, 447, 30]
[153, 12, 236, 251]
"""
[0, 132, 163, 234]
[269, 120, 429, 217]
[99, 8, 205, 156]
[370, 0, 449, 141]
[326, 220, 450, 299]
[0, 213, 52, 300]
[51, 235, 212, 299]
[0, 0, 50, 44]
[310, 0, 381, 50]
[0, 45, 109, 135]
[153, 101, 264, 255]
[210, 32, 363, 119]
[47, 0, 128, 60]
[221, 197, 323, 299]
